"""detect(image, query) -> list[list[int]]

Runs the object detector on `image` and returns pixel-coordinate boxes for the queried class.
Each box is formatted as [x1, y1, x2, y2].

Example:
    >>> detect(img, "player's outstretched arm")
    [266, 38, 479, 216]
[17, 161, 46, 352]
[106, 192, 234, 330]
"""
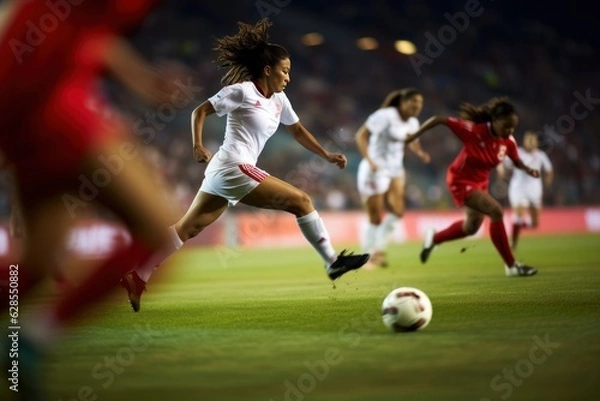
[405, 115, 448, 144]
[514, 159, 540, 178]
[103, 36, 185, 105]
[286, 122, 347, 169]
[407, 139, 430, 164]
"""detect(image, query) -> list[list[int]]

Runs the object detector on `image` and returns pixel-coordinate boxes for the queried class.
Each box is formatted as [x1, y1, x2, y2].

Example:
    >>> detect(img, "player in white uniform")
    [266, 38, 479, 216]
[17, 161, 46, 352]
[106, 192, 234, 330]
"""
[120, 19, 369, 311]
[497, 131, 553, 250]
[355, 88, 430, 267]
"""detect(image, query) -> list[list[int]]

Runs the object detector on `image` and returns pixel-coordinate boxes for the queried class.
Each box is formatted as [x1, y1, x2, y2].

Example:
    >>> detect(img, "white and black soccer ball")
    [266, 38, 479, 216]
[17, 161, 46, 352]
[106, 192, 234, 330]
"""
[382, 287, 433, 332]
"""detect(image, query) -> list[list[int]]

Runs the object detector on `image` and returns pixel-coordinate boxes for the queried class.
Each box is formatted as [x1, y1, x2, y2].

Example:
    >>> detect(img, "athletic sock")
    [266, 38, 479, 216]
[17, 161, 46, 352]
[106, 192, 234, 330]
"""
[433, 220, 467, 245]
[361, 223, 378, 254]
[296, 210, 337, 266]
[373, 214, 399, 252]
[490, 220, 516, 267]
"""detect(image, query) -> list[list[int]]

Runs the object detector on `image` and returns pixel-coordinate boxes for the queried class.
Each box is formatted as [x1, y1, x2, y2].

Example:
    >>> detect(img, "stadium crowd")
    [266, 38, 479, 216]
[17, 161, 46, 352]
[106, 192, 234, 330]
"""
[1, 1, 598, 218]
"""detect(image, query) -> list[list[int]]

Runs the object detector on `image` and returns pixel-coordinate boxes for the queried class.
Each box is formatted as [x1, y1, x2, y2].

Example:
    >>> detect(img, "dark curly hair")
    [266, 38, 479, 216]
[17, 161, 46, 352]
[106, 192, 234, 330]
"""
[213, 18, 289, 86]
[459, 97, 516, 123]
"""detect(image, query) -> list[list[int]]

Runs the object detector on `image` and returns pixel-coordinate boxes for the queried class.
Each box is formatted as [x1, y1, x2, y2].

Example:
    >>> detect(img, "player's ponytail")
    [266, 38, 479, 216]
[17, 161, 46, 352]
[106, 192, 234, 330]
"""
[459, 97, 516, 123]
[214, 18, 290, 86]
[380, 87, 421, 109]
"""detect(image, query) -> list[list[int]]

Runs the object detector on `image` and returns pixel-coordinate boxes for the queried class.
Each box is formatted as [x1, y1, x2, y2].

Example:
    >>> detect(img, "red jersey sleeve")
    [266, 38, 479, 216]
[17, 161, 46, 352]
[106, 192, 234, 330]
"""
[506, 136, 519, 163]
[446, 117, 477, 142]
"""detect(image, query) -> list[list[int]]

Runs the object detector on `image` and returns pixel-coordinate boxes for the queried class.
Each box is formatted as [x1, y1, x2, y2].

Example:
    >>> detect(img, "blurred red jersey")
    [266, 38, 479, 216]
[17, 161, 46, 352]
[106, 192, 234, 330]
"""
[0, 0, 156, 185]
[444, 117, 519, 206]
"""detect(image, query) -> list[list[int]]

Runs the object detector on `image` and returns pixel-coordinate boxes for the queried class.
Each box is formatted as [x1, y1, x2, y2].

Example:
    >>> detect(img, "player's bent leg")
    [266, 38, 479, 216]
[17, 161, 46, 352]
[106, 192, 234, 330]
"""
[241, 176, 369, 280]
[240, 175, 313, 216]
[463, 207, 485, 235]
[80, 139, 184, 312]
[465, 191, 537, 276]
[175, 191, 229, 241]
[371, 178, 405, 267]
[421, 207, 483, 264]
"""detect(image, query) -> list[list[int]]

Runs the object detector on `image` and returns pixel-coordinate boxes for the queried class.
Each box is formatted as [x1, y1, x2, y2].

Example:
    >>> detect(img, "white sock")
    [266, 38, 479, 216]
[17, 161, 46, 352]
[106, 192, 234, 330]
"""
[296, 210, 337, 266]
[361, 223, 378, 254]
[135, 225, 183, 283]
[373, 214, 400, 253]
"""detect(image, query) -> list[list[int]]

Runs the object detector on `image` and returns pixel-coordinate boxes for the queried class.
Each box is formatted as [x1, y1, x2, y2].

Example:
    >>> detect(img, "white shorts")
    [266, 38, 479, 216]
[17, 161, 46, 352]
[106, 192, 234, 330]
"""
[200, 152, 269, 206]
[508, 184, 542, 208]
[356, 159, 405, 198]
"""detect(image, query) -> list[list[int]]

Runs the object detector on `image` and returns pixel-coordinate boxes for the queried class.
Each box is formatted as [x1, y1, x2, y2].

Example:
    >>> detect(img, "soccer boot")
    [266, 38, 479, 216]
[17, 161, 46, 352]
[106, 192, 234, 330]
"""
[420, 228, 435, 264]
[120, 270, 146, 312]
[327, 250, 370, 280]
[505, 262, 538, 277]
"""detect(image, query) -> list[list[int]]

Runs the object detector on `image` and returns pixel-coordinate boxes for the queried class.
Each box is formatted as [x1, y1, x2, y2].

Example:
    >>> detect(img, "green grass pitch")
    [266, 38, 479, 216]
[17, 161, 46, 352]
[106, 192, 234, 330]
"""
[10, 234, 600, 401]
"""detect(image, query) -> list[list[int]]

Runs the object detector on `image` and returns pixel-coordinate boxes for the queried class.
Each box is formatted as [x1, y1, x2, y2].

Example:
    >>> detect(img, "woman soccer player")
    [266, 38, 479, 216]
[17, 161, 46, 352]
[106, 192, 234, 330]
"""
[355, 88, 430, 268]
[406, 98, 540, 277]
[0, 0, 184, 397]
[122, 19, 369, 311]
[497, 131, 553, 250]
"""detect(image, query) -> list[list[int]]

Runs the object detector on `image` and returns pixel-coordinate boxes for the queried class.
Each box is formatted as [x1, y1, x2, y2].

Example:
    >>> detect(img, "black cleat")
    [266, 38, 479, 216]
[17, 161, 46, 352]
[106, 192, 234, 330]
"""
[120, 270, 146, 312]
[327, 250, 369, 280]
[420, 228, 435, 264]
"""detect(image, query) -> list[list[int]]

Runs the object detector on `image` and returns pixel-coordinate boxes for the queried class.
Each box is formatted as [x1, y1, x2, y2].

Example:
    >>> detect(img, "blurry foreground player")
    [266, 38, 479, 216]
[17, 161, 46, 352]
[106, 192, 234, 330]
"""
[497, 131, 553, 250]
[0, 0, 184, 398]
[406, 98, 540, 277]
[121, 18, 369, 312]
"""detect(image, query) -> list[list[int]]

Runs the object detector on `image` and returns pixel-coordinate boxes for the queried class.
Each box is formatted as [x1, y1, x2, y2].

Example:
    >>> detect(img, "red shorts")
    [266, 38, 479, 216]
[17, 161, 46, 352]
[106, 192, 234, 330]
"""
[446, 171, 488, 207]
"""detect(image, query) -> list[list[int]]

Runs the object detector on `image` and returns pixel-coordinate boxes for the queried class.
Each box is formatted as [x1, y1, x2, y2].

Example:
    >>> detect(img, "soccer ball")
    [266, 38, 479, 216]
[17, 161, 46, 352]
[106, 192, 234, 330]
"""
[381, 287, 433, 332]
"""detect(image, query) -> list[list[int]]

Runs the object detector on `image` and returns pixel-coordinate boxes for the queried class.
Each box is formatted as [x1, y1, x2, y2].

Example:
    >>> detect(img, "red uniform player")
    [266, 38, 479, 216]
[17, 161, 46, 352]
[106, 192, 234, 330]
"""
[406, 98, 540, 277]
[0, 1, 183, 398]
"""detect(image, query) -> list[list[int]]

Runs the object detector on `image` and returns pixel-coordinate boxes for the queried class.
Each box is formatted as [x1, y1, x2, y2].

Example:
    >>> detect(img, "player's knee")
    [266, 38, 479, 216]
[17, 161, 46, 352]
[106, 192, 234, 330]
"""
[288, 190, 313, 216]
[368, 213, 382, 225]
[464, 221, 481, 235]
[488, 207, 504, 222]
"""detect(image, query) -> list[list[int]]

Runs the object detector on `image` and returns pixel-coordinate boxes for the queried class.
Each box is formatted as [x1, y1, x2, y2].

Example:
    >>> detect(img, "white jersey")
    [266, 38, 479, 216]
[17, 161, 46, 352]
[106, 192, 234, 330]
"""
[208, 81, 300, 165]
[364, 107, 420, 174]
[505, 148, 552, 191]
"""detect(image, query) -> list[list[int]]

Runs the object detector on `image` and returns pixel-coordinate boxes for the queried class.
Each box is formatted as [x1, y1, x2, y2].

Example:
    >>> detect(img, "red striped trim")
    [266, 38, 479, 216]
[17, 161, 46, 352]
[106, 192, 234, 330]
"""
[238, 164, 269, 182]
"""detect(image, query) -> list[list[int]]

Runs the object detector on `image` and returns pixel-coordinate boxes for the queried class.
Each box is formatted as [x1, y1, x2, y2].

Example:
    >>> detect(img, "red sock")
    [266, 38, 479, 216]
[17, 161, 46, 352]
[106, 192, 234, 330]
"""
[54, 241, 154, 323]
[433, 220, 467, 245]
[490, 221, 515, 266]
